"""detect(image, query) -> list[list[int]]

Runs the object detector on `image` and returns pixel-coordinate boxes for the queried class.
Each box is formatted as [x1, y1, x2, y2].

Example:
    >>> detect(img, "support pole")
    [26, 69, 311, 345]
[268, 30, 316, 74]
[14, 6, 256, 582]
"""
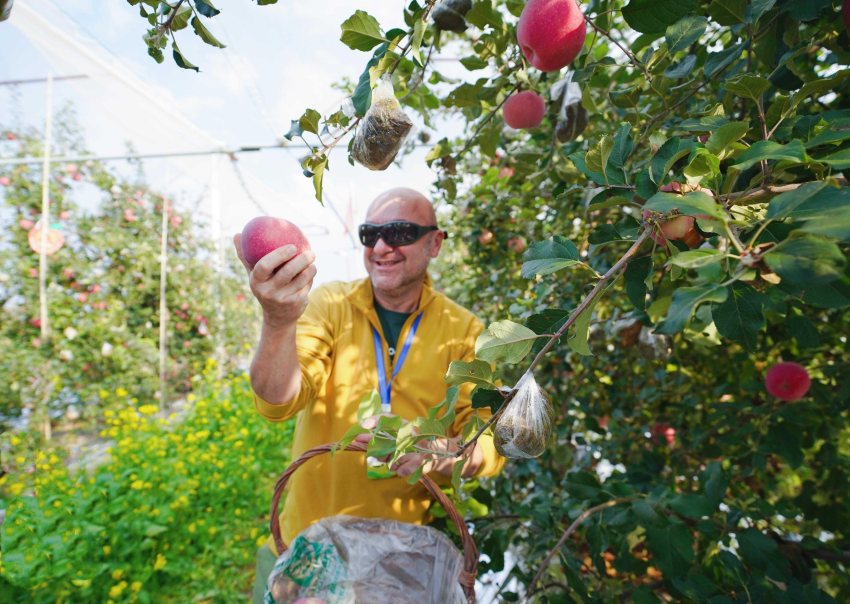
[39, 71, 53, 442]
[158, 191, 170, 416]
[210, 154, 224, 377]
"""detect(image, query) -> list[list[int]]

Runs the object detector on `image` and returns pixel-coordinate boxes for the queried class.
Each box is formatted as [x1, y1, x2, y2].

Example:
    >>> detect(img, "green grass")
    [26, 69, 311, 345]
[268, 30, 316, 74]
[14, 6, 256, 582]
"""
[0, 370, 295, 604]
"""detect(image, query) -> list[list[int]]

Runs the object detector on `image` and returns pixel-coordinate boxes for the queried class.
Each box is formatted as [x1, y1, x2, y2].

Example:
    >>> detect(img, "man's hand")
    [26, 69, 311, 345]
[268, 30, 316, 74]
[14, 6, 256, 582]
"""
[355, 413, 482, 479]
[233, 233, 317, 330]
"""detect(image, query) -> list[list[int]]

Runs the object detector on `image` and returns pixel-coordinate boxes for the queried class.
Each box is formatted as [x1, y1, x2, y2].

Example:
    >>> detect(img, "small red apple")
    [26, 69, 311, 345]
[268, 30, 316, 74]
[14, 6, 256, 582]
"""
[478, 228, 495, 245]
[503, 90, 546, 129]
[32, 338, 41, 348]
[517, 0, 587, 72]
[507, 237, 525, 252]
[59, 210, 71, 220]
[63, 268, 75, 278]
[77, 293, 88, 303]
[29, 317, 41, 328]
[499, 167, 515, 179]
[0, 176, 11, 186]
[236, 294, 246, 302]
[699, 134, 710, 143]
[765, 362, 811, 401]
[240, 216, 310, 269]
[181, 302, 189, 310]
[19, 218, 34, 230]
[5, 132, 16, 140]
[650, 422, 676, 446]
[90, 284, 102, 293]
[183, 340, 191, 348]
[73, 173, 82, 181]
[29, 268, 39, 278]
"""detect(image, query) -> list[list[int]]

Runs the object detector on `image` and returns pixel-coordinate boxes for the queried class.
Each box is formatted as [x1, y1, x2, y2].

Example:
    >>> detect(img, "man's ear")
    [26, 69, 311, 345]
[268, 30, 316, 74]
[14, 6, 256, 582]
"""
[430, 230, 445, 258]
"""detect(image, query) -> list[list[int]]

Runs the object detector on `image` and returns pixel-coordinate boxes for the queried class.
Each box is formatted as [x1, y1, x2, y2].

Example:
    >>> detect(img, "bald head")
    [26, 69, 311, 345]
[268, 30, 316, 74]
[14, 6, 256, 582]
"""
[366, 187, 437, 226]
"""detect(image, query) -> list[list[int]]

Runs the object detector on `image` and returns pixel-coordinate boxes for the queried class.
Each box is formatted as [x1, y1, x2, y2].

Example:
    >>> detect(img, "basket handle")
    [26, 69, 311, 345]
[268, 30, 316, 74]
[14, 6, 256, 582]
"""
[269, 441, 478, 603]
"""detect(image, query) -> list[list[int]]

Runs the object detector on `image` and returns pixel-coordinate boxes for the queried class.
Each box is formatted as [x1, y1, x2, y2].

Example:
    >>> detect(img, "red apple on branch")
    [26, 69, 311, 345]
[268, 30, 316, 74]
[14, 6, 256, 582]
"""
[517, 0, 587, 72]
[765, 362, 811, 401]
[0, 176, 10, 186]
[240, 216, 310, 270]
[503, 90, 546, 129]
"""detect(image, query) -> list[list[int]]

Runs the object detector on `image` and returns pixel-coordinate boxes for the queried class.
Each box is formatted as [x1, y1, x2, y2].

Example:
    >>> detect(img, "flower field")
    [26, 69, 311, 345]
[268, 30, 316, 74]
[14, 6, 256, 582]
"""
[0, 367, 295, 603]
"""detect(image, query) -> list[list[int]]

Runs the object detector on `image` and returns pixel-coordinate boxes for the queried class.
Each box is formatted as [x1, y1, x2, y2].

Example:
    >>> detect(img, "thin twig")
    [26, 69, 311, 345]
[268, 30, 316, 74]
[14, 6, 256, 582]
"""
[455, 230, 652, 457]
[757, 94, 769, 179]
[399, 44, 435, 103]
[155, 0, 186, 46]
[584, 14, 650, 82]
[527, 498, 633, 597]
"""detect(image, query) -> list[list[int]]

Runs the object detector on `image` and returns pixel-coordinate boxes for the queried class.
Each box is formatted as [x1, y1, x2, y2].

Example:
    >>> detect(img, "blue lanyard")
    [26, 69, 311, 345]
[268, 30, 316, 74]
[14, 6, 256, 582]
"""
[372, 312, 423, 412]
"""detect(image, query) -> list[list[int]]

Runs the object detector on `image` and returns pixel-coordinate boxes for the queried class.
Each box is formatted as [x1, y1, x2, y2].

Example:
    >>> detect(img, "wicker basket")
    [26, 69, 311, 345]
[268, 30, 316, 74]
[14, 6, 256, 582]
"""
[269, 441, 479, 603]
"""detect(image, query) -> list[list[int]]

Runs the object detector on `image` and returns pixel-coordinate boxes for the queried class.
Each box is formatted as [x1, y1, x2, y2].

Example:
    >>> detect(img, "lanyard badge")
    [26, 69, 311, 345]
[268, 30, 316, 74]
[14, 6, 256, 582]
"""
[367, 312, 423, 480]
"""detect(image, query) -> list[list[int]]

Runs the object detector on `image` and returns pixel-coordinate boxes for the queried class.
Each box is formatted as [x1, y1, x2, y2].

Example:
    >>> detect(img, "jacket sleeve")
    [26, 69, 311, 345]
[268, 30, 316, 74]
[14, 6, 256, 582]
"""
[450, 317, 506, 479]
[252, 287, 335, 423]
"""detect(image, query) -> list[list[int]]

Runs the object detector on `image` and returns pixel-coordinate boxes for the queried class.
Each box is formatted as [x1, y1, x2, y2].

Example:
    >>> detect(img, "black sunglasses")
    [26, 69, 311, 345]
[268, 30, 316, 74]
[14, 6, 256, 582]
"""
[358, 221, 446, 248]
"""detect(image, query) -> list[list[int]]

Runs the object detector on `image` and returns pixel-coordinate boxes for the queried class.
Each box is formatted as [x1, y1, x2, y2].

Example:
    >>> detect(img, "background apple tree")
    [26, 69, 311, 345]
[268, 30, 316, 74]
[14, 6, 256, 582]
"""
[135, 0, 850, 602]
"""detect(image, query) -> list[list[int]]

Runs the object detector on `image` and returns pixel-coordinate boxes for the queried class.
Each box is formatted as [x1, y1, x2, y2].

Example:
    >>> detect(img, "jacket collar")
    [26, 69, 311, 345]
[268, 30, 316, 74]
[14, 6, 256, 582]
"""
[347, 273, 437, 317]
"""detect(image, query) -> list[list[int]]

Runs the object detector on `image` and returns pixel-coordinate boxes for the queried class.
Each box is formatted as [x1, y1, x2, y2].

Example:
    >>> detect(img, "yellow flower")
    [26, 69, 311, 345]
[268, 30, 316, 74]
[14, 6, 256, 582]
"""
[99, 390, 109, 399]
[71, 579, 91, 588]
[111, 569, 124, 581]
[108, 581, 127, 598]
[153, 554, 167, 571]
[208, 527, 217, 536]
[187, 394, 196, 402]
[130, 480, 144, 490]
[131, 581, 142, 593]
[116, 387, 129, 397]
[188, 523, 196, 534]
[10, 436, 20, 446]
[138, 404, 158, 416]
[256, 535, 267, 547]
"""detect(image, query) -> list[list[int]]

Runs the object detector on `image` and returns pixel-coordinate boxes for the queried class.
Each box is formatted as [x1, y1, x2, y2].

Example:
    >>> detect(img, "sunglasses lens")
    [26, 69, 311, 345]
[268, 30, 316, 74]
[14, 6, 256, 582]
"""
[384, 223, 418, 246]
[359, 225, 380, 247]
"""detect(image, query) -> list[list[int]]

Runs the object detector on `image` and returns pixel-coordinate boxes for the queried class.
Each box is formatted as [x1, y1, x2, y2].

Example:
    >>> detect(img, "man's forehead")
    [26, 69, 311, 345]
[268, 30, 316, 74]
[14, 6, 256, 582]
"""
[366, 191, 436, 224]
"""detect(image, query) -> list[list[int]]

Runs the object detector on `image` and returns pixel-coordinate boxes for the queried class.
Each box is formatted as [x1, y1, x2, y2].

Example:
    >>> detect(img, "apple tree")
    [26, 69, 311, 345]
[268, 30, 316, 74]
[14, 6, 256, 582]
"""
[137, 0, 850, 601]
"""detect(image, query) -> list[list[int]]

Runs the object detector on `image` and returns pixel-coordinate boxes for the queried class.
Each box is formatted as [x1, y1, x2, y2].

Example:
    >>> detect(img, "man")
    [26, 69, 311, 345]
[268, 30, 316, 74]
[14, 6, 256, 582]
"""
[234, 187, 504, 603]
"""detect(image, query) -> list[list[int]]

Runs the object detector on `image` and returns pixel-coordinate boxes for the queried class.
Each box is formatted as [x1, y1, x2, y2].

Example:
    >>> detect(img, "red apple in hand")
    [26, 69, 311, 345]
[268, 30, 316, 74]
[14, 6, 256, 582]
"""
[765, 362, 811, 401]
[503, 90, 546, 129]
[517, 0, 587, 72]
[240, 216, 310, 269]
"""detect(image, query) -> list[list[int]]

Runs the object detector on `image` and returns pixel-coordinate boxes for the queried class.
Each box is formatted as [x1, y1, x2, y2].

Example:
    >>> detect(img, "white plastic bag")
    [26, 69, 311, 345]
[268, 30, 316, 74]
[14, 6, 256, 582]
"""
[493, 371, 555, 459]
[265, 515, 467, 604]
[350, 77, 414, 171]
[550, 73, 587, 143]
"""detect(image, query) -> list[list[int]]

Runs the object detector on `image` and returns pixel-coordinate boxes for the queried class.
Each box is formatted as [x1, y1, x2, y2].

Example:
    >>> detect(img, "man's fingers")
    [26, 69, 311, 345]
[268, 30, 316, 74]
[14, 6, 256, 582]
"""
[252, 245, 299, 282]
[271, 251, 316, 290]
[233, 234, 252, 273]
[276, 262, 317, 295]
[354, 432, 371, 443]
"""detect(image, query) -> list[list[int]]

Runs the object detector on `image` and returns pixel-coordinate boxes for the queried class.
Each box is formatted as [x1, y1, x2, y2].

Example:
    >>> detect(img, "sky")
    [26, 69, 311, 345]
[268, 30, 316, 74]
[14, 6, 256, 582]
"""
[0, 0, 474, 284]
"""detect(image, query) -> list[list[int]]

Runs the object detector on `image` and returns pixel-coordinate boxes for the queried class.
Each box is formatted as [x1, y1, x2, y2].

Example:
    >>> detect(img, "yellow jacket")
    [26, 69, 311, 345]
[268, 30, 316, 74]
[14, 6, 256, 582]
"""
[253, 275, 505, 556]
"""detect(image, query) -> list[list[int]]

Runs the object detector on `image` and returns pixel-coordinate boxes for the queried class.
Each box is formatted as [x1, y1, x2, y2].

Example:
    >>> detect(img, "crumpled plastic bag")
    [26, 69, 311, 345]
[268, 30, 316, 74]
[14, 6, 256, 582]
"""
[432, 0, 472, 33]
[493, 372, 555, 459]
[265, 515, 467, 604]
[550, 73, 587, 143]
[351, 77, 414, 171]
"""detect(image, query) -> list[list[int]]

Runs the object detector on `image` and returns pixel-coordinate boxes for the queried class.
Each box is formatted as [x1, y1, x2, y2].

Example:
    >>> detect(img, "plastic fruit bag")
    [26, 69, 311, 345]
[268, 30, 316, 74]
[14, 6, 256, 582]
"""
[550, 73, 587, 143]
[265, 515, 467, 604]
[493, 371, 555, 459]
[432, 0, 472, 33]
[350, 77, 414, 171]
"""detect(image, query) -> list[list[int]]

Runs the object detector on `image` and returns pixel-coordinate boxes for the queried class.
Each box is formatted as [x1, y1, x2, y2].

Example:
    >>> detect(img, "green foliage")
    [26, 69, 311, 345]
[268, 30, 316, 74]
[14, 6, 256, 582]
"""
[0, 374, 295, 602]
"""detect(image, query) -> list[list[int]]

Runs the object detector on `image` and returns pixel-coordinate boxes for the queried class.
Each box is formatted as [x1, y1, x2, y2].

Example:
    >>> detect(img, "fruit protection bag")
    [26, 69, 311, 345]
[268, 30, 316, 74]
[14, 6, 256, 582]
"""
[493, 371, 555, 459]
[351, 77, 414, 171]
[550, 73, 587, 143]
[265, 515, 467, 604]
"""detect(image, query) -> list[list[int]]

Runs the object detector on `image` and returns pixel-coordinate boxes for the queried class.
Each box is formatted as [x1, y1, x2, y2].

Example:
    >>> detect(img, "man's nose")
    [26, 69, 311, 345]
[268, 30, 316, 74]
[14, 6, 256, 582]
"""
[372, 237, 395, 255]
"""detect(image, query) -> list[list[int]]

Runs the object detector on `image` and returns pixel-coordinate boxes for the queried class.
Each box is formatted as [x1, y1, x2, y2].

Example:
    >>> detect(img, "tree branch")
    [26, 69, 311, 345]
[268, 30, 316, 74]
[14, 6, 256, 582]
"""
[455, 230, 652, 457]
[527, 498, 634, 597]
[584, 14, 651, 82]
[452, 83, 523, 162]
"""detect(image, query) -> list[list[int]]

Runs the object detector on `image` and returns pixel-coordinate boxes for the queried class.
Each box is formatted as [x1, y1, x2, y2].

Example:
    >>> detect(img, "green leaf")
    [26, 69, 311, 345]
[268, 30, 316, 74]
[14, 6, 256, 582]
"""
[309, 156, 327, 203]
[194, 0, 220, 18]
[778, 277, 850, 308]
[731, 139, 807, 170]
[625, 256, 653, 310]
[668, 249, 726, 269]
[191, 16, 225, 48]
[568, 297, 599, 356]
[459, 56, 488, 71]
[763, 236, 846, 284]
[521, 235, 582, 278]
[700, 461, 727, 506]
[736, 527, 784, 571]
[704, 42, 746, 78]
[679, 115, 730, 132]
[147, 46, 164, 64]
[645, 520, 695, 576]
[334, 423, 370, 455]
[610, 85, 642, 109]
[797, 208, 850, 241]
[445, 80, 485, 108]
[725, 75, 770, 102]
[765, 180, 829, 220]
[655, 284, 728, 334]
[356, 388, 382, 423]
[791, 69, 850, 110]
[587, 195, 630, 212]
[283, 119, 303, 142]
[664, 55, 697, 79]
[445, 360, 497, 388]
[410, 18, 425, 66]
[786, 313, 819, 348]
[170, 4, 192, 31]
[424, 137, 452, 165]
[814, 146, 850, 170]
[650, 137, 692, 184]
[465, 1, 504, 29]
[804, 117, 850, 148]
[471, 387, 503, 414]
[172, 41, 199, 72]
[622, 0, 699, 34]
[340, 10, 388, 52]
[586, 136, 614, 185]
[705, 122, 750, 156]
[451, 458, 467, 497]
[711, 281, 764, 351]
[666, 14, 707, 53]
[412, 416, 446, 438]
[643, 191, 727, 221]
[298, 109, 322, 136]
[609, 123, 634, 169]
[669, 493, 715, 518]
[475, 320, 537, 364]
[707, 0, 746, 25]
